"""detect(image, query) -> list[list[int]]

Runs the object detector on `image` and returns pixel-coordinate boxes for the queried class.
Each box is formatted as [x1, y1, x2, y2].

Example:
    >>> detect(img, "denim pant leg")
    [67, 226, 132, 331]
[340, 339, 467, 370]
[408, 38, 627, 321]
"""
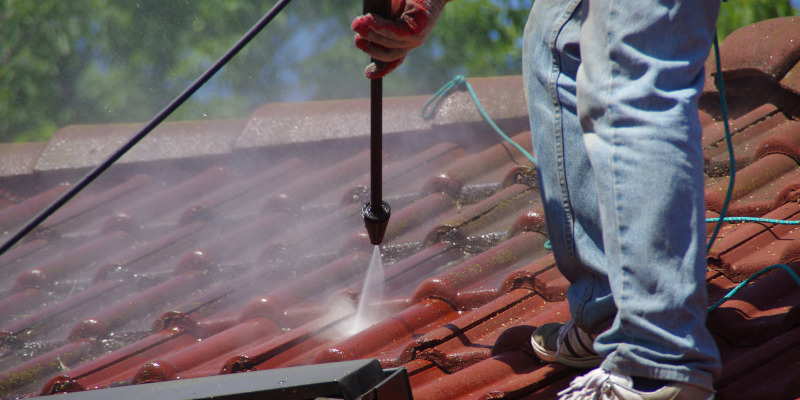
[523, 0, 722, 391]
[523, 0, 617, 335]
[578, 0, 721, 389]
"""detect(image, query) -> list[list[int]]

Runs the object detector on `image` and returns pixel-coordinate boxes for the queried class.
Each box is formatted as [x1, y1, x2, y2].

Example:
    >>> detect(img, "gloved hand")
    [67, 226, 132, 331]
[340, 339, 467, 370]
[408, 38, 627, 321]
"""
[352, 0, 450, 79]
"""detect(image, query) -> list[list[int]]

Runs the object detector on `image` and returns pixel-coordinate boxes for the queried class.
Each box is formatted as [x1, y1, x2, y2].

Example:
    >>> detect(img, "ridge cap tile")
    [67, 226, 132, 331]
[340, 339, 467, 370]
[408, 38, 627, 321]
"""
[702, 16, 800, 90]
[35, 119, 245, 172]
[237, 76, 528, 151]
[0, 142, 47, 178]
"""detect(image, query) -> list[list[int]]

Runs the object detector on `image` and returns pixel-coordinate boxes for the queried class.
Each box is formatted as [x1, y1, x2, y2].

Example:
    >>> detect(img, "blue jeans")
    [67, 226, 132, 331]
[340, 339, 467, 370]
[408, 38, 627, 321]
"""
[522, 0, 721, 391]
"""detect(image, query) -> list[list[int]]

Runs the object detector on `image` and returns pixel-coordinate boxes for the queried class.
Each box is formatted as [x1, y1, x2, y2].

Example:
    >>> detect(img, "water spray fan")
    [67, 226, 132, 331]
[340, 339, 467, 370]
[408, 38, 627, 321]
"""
[361, 0, 404, 245]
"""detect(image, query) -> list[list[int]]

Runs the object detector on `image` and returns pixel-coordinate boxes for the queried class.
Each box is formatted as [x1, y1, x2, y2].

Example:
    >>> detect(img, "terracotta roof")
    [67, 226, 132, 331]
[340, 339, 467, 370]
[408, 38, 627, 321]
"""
[0, 16, 799, 400]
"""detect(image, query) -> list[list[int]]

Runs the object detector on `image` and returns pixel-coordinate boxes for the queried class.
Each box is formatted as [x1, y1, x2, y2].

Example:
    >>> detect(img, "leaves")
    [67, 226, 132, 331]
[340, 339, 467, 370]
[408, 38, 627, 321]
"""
[717, 0, 798, 39]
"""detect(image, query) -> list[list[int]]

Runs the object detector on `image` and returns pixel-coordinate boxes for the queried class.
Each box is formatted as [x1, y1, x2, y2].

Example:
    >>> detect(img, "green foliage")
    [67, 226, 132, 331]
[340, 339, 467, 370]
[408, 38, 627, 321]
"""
[2, 1, 97, 141]
[386, 0, 532, 95]
[1, 0, 271, 142]
[0, 0, 796, 143]
[717, 0, 798, 39]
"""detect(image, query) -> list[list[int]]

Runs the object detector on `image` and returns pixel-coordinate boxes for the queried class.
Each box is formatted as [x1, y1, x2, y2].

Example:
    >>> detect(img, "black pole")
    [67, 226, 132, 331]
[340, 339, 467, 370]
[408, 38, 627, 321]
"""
[0, 0, 295, 257]
[370, 78, 383, 209]
[361, 0, 392, 246]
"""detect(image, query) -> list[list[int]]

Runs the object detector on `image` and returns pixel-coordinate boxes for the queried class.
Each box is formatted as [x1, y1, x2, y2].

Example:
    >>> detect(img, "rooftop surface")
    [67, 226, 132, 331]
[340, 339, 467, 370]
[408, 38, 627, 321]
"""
[0, 16, 799, 400]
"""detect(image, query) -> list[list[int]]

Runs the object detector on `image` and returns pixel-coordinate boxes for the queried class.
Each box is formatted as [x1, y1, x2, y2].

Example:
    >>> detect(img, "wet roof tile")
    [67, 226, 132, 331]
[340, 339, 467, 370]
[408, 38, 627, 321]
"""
[0, 183, 72, 236]
[0, 16, 800, 400]
[716, 339, 800, 400]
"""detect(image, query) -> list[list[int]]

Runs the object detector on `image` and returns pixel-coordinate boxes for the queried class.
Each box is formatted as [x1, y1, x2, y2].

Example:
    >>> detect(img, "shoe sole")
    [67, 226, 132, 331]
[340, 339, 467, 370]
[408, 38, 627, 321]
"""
[530, 338, 603, 369]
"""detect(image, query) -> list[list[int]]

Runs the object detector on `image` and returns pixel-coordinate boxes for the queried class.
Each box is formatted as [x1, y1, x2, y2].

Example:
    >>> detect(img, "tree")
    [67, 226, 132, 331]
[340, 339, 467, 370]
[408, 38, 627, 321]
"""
[387, 0, 533, 95]
[716, 0, 797, 39]
[0, 0, 270, 142]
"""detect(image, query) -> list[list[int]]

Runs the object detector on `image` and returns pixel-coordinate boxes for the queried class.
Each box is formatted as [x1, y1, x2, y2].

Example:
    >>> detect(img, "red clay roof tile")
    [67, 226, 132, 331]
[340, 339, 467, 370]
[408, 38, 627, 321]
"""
[0, 183, 71, 234]
[716, 16, 800, 82]
[782, 61, 800, 95]
[705, 153, 800, 217]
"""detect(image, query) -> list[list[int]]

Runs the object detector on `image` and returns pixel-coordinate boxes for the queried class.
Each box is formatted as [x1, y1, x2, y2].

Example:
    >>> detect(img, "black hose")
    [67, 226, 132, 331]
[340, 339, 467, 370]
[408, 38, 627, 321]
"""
[0, 0, 295, 256]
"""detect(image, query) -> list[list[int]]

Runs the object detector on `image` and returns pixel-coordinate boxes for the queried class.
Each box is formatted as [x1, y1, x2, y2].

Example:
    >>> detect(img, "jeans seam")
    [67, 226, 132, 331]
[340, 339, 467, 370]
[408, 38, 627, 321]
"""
[549, 1, 578, 262]
[549, 0, 589, 325]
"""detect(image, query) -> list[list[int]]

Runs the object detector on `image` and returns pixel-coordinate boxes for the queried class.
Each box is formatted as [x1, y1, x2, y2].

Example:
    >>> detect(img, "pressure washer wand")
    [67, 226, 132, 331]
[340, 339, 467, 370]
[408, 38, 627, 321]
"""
[361, 0, 392, 245]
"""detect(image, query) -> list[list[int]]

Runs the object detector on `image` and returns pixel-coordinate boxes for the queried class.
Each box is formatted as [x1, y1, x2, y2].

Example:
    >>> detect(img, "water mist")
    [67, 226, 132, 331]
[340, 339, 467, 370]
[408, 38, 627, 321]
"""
[351, 245, 385, 334]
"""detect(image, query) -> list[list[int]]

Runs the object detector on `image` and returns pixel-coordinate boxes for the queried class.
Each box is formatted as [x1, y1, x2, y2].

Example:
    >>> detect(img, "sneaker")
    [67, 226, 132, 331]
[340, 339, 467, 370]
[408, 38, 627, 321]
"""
[531, 320, 602, 368]
[557, 368, 714, 400]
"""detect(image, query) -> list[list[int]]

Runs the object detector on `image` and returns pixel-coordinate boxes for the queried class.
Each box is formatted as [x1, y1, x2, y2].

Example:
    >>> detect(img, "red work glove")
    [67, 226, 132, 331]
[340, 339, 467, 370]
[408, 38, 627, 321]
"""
[352, 0, 450, 79]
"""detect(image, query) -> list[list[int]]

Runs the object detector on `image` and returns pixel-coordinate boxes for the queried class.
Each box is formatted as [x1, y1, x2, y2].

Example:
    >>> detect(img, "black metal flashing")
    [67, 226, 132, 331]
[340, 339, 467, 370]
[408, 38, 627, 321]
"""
[46, 359, 412, 400]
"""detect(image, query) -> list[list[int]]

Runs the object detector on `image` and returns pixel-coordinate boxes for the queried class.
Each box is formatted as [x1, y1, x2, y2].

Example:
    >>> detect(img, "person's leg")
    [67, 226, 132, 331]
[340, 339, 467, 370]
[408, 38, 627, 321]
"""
[523, 0, 616, 335]
[577, 0, 721, 390]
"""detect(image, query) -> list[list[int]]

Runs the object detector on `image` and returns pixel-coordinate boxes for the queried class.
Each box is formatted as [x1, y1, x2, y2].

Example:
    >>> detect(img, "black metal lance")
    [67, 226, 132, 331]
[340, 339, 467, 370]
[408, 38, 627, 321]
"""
[361, 0, 392, 245]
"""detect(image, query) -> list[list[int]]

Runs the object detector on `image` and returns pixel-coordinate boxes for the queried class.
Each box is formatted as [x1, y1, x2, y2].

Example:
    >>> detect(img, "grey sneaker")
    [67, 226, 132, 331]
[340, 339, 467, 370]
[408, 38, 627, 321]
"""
[557, 368, 714, 400]
[530, 320, 602, 368]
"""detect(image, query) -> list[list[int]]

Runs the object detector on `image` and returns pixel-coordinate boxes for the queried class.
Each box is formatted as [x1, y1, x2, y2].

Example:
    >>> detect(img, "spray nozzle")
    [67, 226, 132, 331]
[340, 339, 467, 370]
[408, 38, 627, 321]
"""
[362, 201, 391, 245]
